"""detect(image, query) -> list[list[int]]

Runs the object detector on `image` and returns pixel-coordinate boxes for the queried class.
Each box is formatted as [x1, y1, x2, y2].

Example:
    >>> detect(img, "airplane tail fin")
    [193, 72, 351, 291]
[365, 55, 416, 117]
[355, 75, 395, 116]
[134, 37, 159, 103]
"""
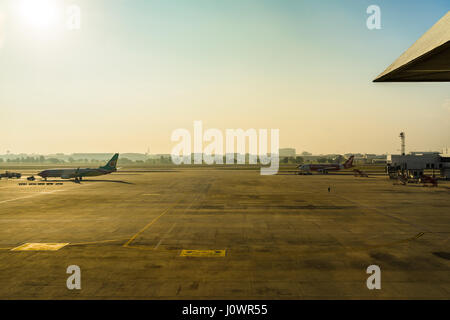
[101, 153, 119, 171]
[344, 155, 354, 169]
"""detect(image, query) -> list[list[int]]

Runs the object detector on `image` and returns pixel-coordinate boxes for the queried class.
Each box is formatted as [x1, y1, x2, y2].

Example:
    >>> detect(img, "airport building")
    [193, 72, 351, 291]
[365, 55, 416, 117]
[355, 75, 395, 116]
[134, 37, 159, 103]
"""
[279, 148, 296, 158]
[387, 152, 450, 179]
[354, 154, 387, 164]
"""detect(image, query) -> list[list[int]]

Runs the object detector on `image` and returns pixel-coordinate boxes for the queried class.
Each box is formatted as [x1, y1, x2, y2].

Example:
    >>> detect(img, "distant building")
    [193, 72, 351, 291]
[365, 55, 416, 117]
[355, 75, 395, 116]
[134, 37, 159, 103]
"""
[365, 154, 387, 164]
[387, 152, 450, 179]
[279, 148, 296, 158]
[371, 158, 387, 164]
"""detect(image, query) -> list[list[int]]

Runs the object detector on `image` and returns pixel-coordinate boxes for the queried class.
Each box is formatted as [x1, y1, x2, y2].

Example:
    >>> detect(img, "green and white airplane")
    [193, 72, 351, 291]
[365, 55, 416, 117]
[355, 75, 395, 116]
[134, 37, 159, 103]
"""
[38, 153, 119, 182]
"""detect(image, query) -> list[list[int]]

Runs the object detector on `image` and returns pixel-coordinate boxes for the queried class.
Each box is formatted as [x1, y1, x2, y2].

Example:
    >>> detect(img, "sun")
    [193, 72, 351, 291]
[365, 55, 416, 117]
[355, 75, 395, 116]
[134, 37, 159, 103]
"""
[17, 0, 60, 29]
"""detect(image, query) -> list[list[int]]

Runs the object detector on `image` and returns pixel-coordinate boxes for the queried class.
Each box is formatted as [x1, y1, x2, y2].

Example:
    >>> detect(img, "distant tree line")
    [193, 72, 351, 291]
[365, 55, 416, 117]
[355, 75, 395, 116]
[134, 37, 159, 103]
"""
[0, 156, 100, 164]
[0, 156, 173, 165]
[0, 154, 347, 165]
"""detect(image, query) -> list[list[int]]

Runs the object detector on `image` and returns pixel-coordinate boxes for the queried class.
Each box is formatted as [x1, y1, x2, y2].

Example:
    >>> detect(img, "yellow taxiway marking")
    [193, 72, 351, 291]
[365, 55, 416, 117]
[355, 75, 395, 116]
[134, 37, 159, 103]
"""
[123, 207, 172, 248]
[11, 243, 69, 251]
[180, 250, 226, 257]
[68, 239, 129, 246]
[142, 193, 160, 196]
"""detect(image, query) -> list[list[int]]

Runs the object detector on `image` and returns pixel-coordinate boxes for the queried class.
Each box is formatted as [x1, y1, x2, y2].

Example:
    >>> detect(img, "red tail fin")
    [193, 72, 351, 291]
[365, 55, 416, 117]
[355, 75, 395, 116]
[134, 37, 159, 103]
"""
[344, 155, 354, 169]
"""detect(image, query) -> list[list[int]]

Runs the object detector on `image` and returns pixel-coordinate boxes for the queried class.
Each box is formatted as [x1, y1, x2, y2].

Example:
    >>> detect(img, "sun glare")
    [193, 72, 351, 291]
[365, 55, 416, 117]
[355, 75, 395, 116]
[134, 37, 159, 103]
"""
[17, 0, 60, 29]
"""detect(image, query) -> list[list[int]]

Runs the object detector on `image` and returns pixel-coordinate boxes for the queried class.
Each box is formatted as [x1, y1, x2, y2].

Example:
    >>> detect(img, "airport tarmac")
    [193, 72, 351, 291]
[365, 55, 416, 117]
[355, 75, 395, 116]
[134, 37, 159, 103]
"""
[0, 168, 449, 299]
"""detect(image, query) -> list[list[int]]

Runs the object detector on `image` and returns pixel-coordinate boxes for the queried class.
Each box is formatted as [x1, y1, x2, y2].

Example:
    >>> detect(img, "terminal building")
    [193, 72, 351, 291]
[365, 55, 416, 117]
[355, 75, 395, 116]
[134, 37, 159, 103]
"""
[387, 152, 450, 179]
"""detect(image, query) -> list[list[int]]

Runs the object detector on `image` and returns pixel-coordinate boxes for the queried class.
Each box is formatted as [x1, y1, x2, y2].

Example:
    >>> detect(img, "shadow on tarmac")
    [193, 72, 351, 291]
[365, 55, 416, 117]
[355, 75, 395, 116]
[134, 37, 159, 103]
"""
[79, 179, 134, 185]
[42, 179, 134, 185]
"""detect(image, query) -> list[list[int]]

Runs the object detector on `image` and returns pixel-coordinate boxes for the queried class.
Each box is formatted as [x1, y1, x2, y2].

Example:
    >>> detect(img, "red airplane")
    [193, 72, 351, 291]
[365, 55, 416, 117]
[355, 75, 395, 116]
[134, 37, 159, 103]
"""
[297, 155, 354, 174]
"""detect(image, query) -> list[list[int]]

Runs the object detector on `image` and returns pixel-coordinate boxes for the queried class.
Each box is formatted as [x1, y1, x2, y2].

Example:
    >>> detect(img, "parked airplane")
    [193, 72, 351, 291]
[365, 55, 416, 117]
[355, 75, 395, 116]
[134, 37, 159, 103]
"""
[297, 155, 354, 174]
[38, 153, 119, 182]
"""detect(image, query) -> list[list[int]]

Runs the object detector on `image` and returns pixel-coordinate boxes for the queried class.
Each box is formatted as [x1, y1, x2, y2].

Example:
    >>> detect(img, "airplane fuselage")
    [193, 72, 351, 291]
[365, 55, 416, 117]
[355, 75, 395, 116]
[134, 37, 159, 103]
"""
[38, 168, 114, 179]
[299, 163, 343, 173]
[298, 156, 354, 174]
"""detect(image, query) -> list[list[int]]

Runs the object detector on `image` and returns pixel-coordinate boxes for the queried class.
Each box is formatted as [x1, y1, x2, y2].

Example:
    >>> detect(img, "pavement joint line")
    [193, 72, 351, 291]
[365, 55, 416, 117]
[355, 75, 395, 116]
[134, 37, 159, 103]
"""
[342, 232, 426, 252]
[334, 193, 429, 232]
[363, 232, 425, 249]
[283, 232, 427, 255]
[154, 222, 177, 249]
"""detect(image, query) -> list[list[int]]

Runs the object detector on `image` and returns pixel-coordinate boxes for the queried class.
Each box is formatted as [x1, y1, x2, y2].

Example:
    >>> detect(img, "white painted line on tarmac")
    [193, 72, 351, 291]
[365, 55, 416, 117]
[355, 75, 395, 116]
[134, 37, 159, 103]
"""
[154, 222, 177, 249]
[0, 190, 64, 205]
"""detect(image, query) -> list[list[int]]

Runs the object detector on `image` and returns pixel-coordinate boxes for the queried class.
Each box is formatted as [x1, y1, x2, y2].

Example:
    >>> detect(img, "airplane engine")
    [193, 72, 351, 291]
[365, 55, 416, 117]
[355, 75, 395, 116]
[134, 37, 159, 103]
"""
[61, 174, 73, 179]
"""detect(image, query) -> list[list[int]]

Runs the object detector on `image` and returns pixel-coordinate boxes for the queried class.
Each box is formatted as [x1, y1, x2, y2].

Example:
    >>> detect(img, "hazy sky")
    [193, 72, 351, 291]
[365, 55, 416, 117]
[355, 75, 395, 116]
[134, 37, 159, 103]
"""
[0, 0, 449, 155]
